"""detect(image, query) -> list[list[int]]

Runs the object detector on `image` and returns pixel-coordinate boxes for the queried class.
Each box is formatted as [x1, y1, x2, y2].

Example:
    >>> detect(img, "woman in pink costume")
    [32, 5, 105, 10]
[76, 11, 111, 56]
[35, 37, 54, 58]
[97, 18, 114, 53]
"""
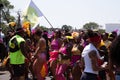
[56, 53, 70, 80]
[59, 37, 68, 55]
[49, 29, 62, 80]
[32, 28, 47, 80]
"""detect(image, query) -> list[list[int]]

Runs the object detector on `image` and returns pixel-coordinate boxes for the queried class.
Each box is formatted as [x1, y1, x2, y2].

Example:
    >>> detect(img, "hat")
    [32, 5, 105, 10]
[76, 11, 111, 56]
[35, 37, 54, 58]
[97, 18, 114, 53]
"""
[9, 22, 16, 27]
[66, 36, 73, 39]
[72, 32, 79, 38]
[22, 21, 30, 29]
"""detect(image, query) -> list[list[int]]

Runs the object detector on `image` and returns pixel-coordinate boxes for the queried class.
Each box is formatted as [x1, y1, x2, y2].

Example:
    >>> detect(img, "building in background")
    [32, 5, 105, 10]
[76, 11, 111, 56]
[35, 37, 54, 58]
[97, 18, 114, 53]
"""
[105, 23, 120, 35]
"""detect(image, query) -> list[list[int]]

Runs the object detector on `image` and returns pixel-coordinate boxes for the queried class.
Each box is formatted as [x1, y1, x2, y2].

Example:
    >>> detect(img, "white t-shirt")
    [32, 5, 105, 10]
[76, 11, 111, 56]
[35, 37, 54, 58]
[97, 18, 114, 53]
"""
[82, 43, 100, 74]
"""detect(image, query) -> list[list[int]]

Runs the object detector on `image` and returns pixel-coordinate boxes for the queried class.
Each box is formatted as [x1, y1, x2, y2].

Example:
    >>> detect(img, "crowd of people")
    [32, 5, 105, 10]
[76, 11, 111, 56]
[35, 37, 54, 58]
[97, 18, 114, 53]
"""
[0, 22, 120, 80]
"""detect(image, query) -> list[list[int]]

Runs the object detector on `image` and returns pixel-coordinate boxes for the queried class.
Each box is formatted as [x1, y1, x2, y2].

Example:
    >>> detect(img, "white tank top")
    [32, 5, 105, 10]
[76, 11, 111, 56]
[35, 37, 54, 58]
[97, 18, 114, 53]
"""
[82, 43, 100, 74]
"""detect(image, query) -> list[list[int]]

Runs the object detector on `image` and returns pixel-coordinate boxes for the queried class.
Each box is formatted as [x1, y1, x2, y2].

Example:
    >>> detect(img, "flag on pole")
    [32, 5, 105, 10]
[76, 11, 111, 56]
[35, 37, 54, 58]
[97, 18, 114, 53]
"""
[22, 0, 43, 27]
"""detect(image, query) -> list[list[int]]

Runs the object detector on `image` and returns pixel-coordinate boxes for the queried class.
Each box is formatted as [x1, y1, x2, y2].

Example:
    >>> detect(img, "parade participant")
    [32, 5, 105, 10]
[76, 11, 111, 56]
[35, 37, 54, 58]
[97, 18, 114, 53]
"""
[50, 29, 62, 51]
[56, 53, 70, 80]
[3, 22, 16, 70]
[32, 28, 47, 80]
[9, 28, 29, 80]
[98, 46, 108, 80]
[98, 33, 109, 80]
[42, 30, 49, 61]
[59, 36, 73, 80]
[80, 30, 108, 80]
[49, 29, 62, 80]
[5, 30, 15, 80]
[109, 34, 120, 80]
[0, 28, 7, 62]
[102, 32, 112, 49]
[59, 37, 72, 57]
[71, 35, 84, 80]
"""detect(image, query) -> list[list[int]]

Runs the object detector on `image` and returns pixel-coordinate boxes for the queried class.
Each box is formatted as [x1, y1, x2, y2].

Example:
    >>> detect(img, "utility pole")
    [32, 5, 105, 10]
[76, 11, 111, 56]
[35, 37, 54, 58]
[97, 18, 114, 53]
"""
[17, 11, 22, 28]
[0, 4, 3, 28]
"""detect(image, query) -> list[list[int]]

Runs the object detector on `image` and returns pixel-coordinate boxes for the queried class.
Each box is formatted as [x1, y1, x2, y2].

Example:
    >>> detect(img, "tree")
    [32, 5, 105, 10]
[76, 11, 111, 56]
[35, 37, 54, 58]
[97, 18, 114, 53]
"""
[0, 0, 15, 34]
[40, 25, 48, 31]
[61, 25, 73, 32]
[83, 22, 99, 30]
[98, 29, 105, 34]
[0, 0, 15, 22]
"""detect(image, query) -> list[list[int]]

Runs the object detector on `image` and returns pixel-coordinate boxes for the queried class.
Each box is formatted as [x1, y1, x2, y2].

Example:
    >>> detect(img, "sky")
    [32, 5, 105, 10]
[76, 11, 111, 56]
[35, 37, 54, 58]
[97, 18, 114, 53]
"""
[8, 0, 120, 29]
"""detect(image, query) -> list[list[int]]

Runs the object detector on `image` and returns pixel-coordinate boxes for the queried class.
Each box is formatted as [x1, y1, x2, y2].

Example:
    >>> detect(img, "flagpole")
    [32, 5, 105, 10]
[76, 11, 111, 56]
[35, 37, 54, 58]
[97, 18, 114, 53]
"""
[31, 0, 54, 28]
[43, 15, 54, 29]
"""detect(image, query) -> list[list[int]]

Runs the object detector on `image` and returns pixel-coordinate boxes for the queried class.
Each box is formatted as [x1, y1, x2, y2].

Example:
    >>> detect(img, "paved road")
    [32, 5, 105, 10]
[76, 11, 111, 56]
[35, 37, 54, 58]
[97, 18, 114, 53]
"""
[0, 70, 52, 80]
[0, 63, 111, 80]
[0, 70, 10, 80]
[0, 65, 52, 80]
[0, 62, 52, 80]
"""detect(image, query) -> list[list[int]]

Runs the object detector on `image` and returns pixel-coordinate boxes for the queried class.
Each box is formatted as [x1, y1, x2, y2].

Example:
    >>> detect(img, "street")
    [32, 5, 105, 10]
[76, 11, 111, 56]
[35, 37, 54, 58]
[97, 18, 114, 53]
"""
[0, 63, 51, 80]
[0, 70, 10, 80]
[0, 70, 52, 80]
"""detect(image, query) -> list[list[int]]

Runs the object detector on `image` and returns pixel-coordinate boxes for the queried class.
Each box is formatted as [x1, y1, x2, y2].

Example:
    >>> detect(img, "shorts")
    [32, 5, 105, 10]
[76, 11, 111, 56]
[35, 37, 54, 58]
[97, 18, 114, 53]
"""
[80, 72, 98, 80]
[11, 64, 26, 77]
[115, 71, 120, 80]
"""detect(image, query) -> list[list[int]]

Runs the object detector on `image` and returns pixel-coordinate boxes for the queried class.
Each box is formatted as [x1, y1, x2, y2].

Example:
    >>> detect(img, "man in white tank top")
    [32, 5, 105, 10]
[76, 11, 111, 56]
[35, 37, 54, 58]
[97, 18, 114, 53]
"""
[80, 30, 107, 80]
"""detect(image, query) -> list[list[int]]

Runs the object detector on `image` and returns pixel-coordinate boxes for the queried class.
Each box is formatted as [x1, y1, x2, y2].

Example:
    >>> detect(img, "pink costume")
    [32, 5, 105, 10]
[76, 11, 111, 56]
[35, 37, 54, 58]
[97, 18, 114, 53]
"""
[59, 46, 67, 55]
[49, 39, 60, 62]
[56, 63, 68, 80]
[49, 51, 59, 62]
[51, 39, 60, 50]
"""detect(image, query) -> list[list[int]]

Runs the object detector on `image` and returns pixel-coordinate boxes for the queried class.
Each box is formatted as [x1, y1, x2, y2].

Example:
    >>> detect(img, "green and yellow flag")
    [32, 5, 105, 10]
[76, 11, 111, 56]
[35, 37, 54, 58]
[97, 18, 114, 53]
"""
[22, 0, 43, 27]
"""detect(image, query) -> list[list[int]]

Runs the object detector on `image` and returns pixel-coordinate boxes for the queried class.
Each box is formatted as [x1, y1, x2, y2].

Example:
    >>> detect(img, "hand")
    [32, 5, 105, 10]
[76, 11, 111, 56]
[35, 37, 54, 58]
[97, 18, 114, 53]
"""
[30, 55, 35, 62]
[101, 62, 109, 70]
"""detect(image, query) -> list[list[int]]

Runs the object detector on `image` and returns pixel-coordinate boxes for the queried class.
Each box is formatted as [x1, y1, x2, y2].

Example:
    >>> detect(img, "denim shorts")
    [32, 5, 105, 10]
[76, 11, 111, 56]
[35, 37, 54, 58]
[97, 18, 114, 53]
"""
[116, 75, 120, 80]
[115, 71, 120, 80]
[80, 72, 98, 80]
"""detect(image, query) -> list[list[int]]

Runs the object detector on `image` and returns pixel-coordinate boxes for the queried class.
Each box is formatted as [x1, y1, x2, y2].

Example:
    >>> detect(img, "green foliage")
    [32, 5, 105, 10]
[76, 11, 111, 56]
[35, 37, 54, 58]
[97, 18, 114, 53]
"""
[0, 0, 15, 22]
[83, 22, 99, 30]
[40, 25, 48, 31]
[61, 25, 73, 31]
[0, 0, 15, 33]
[98, 29, 105, 34]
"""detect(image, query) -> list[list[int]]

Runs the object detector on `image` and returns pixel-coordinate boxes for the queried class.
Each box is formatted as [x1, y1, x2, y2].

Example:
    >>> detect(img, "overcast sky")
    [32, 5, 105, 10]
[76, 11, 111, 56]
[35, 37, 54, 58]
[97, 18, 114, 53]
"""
[8, 0, 120, 29]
